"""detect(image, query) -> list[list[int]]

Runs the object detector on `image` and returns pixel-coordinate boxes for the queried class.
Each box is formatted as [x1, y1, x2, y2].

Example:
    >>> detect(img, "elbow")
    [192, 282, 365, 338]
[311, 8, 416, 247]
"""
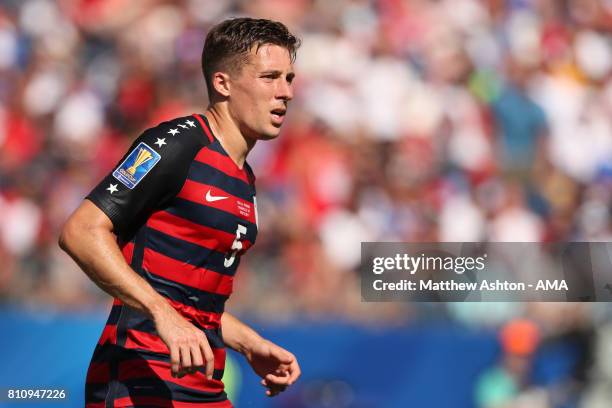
[58, 218, 75, 253]
[58, 202, 113, 255]
[58, 216, 84, 255]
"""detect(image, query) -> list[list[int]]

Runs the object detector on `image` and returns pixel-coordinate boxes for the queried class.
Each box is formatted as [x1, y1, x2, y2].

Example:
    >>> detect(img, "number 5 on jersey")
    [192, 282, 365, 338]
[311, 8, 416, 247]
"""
[224, 225, 247, 268]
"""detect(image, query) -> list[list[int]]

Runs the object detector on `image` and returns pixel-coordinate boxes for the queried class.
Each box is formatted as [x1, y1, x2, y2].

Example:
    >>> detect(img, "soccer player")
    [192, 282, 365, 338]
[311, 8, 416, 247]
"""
[59, 18, 301, 407]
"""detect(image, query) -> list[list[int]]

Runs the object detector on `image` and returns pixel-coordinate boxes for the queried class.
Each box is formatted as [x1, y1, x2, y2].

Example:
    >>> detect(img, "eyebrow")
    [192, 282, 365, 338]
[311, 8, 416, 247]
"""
[260, 70, 295, 78]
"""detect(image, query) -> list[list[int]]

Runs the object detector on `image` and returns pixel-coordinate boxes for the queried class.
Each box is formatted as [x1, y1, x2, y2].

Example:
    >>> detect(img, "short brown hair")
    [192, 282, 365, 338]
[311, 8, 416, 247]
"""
[202, 18, 300, 97]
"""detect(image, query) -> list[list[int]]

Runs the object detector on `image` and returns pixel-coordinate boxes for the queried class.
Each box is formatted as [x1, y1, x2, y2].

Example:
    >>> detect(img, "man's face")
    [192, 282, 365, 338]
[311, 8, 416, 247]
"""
[227, 44, 295, 140]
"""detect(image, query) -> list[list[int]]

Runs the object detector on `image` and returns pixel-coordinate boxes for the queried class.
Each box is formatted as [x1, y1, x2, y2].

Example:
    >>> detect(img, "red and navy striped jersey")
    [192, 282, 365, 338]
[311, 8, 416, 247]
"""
[84, 114, 257, 407]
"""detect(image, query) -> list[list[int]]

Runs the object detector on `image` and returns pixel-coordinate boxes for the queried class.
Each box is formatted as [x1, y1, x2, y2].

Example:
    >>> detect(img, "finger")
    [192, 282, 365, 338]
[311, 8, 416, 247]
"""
[265, 373, 290, 385]
[270, 382, 288, 391]
[269, 382, 289, 394]
[266, 384, 287, 397]
[180, 345, 192, 375]
[275, 367, 289, 376]
[199, 339, 215, 379]
[190, 345, 204, 372]
[260, 378, 286, 388]
[264, 377, 286, 395]
[265, 387, 279, 397]
[170, 345, 180, 377]
[287, 360, 301, 384]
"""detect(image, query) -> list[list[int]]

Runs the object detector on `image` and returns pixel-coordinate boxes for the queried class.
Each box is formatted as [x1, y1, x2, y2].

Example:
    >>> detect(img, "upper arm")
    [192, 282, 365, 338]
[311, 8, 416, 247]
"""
[85, 117, 204, 239]
[69, 199, 114, 230]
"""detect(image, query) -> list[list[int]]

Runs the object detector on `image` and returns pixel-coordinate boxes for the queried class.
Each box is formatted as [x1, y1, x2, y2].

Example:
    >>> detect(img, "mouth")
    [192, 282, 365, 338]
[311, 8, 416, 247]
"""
[270, 108, 286, 125]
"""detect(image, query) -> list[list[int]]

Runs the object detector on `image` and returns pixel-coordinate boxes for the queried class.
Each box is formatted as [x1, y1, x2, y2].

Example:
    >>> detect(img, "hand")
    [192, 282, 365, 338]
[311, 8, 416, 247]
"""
[246, 339, 301, 397]
[153, 303, 214, 379]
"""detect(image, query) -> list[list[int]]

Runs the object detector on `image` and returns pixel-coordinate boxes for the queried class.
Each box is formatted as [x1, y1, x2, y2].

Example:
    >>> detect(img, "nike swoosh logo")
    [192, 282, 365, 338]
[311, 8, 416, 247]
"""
[206, 190, 228, 202]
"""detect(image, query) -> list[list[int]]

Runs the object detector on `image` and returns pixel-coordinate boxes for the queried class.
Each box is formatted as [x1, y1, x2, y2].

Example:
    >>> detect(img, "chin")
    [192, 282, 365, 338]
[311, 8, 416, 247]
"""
[257, 126, 282, 140]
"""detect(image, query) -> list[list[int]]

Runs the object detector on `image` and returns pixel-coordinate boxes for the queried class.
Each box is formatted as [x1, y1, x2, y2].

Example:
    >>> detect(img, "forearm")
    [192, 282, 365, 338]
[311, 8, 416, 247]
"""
[59, 203, 169, 318]
[221, 312, 264, 356]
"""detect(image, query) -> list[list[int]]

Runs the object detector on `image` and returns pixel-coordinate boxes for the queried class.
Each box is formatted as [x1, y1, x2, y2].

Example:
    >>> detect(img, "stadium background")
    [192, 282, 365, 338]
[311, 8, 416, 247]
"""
[0, 0, 611, 407]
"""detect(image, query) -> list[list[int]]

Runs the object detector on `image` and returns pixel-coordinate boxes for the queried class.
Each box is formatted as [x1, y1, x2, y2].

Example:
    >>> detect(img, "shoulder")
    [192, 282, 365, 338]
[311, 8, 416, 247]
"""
[130, 114, 210, 165]
[111, 114, 209, 188]
[140, 114, 208, 149]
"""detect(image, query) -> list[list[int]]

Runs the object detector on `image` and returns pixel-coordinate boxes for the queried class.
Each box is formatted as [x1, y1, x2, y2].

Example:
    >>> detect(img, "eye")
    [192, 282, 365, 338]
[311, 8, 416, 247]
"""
[261, 73, 278, 80]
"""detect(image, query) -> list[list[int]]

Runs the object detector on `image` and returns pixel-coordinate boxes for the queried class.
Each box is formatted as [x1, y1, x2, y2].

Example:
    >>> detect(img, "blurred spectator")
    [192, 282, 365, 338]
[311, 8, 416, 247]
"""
[475, 319, 547, 408]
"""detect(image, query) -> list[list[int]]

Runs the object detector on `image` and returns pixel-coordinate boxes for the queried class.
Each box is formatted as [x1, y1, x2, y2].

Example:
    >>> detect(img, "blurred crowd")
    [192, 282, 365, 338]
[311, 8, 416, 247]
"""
[0, 0, 611, 407]
[1, 0, 611, 309]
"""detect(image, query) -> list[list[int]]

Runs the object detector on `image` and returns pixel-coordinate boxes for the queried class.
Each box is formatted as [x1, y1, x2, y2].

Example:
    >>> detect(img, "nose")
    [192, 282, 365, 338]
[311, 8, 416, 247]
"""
[276, 78, 293, 102]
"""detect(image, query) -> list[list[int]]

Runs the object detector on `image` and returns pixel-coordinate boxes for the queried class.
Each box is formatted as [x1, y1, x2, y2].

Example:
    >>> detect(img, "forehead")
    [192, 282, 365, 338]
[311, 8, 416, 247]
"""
[244, 44, 293, 71]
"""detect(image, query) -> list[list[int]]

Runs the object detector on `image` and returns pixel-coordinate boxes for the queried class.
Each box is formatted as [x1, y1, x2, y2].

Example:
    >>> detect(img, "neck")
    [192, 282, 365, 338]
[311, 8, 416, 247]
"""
[204, 105, 256, 169]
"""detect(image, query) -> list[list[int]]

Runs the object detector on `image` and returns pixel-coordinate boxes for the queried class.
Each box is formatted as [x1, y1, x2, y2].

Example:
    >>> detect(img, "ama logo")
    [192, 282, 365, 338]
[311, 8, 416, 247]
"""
[535, 280, 569, 290]
[113, 142, 161, 189]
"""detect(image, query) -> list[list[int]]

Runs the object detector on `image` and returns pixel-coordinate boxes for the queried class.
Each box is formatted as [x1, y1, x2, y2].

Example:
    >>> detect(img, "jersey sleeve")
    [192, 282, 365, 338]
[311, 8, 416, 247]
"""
[86, 116, 205, 239]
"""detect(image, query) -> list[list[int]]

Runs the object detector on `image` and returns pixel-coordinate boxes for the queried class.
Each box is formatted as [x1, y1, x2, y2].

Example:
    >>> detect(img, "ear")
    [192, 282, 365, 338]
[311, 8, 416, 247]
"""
[211, 72, 231, 97]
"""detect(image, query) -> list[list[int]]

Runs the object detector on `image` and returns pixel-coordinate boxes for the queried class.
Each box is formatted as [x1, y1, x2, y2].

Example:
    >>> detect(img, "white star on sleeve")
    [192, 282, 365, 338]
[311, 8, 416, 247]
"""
[178, 124, 188, 129]
[106, 183, 118, 194]
[168, 128, 179, 136]
[154, 138, 166, 148]
[186, 120, 196, 127]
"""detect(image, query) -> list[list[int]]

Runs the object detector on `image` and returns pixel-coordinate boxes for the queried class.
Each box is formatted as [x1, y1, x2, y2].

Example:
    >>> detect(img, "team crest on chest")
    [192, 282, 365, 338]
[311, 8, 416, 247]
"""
[113, 142, 161, 189]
